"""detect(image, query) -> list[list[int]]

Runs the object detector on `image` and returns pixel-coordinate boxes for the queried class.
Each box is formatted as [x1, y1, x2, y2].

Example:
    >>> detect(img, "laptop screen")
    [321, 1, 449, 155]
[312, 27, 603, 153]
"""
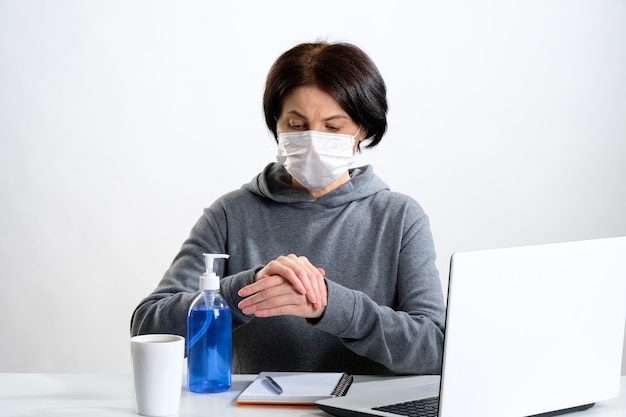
[439, 237, 626, 417]
[317, 237, 626, 417]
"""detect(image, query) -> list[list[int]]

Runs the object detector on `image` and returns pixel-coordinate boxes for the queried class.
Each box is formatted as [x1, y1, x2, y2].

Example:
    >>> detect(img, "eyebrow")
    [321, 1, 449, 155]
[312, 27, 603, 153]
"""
[286, 110, 350, 122]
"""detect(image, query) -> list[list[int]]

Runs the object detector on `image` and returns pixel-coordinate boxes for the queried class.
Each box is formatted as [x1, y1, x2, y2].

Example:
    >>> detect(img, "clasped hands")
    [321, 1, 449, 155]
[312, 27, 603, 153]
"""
[237, 254, 328, 319]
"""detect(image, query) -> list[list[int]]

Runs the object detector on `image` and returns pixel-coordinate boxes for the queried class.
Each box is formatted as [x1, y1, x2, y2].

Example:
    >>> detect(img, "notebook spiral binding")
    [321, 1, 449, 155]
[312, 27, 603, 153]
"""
[331, 373, 354, 397]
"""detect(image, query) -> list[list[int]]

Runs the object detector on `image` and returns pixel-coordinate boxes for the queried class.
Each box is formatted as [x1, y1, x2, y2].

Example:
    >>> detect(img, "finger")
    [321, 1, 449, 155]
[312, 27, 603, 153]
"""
[238, 276, 328, 319]
[240, 292, 300, 316]
[316, 267, 328, 307]
[267, 255, 318, 303]
[253, 295, 327, 319]
[239, 267, 297, 298]
[262, 257, 308, 295]
[284, 255, 318, 299]
[238, 280, 302, 315]
[238, 275, 284, 302]
[244, 255, 324, 305]
[287, 255, 325, 305]
[297, 261, 325, 309]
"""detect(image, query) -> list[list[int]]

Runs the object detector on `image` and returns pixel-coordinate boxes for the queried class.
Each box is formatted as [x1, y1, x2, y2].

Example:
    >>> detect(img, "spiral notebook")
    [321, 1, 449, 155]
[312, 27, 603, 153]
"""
[236, 371, 353, 406]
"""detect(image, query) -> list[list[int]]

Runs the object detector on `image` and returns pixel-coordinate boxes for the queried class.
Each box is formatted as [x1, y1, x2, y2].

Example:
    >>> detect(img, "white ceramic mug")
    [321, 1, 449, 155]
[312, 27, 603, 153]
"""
[131, 334, 185, 416]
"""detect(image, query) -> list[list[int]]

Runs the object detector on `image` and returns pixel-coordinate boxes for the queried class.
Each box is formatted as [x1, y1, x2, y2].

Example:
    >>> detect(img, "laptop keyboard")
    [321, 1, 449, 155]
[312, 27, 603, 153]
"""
[372, 396, 439, 417]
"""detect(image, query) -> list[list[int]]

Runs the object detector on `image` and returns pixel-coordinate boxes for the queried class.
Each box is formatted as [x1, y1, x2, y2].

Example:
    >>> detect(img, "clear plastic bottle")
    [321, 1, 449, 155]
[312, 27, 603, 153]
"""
[187, 254, 232, 393]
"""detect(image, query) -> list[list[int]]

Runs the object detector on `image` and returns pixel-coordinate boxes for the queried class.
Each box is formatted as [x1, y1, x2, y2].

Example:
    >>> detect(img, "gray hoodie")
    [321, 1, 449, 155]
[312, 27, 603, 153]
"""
[131, 162, 445, 375]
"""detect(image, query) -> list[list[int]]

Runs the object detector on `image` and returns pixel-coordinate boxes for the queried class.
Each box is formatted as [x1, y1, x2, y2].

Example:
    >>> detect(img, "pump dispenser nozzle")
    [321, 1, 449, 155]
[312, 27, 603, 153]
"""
[201, 253, 229, 290]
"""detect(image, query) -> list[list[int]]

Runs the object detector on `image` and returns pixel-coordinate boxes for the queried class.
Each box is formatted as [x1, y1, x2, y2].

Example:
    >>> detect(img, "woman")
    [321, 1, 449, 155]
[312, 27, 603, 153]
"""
[131, 41, 445, 375]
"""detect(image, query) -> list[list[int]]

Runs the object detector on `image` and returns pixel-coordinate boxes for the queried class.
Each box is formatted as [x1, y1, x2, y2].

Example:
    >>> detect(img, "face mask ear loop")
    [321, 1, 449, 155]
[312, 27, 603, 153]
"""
[353, 126, 363, 153]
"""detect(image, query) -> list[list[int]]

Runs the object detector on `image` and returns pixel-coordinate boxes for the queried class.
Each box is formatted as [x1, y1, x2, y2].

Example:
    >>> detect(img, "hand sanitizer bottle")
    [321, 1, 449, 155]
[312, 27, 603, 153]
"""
[187, 253, 232, 393]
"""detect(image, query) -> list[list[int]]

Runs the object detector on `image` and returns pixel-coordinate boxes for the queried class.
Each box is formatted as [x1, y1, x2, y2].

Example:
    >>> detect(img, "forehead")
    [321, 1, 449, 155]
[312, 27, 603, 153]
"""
[280, 86, 347, 119]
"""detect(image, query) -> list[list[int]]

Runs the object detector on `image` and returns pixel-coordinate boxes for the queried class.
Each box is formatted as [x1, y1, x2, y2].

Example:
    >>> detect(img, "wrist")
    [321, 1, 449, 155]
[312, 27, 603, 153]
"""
[253, 265, 265, 281]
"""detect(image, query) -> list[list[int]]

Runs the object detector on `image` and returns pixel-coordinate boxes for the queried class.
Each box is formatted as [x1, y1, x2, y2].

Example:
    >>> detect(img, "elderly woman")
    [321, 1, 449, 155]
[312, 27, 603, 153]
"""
[131, 41, 445, 376]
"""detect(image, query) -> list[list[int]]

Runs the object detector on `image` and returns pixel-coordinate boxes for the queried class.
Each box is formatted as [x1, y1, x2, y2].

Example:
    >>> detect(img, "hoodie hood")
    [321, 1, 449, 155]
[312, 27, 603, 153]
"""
[242, 162, 389, 208]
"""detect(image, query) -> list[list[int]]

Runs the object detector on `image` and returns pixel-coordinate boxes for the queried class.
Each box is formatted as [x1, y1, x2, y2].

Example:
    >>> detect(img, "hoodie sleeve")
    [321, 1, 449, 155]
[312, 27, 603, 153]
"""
[130, 200, 259, 339]
[308, 210, 445, 375]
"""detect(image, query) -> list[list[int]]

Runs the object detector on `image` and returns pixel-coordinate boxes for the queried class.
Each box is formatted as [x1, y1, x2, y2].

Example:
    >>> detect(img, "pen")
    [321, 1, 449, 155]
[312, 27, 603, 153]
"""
[265, 376, 283, 395]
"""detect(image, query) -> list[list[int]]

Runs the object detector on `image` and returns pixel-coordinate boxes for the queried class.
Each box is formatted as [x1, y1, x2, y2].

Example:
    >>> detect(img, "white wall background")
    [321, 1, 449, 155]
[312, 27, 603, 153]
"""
[1, 0, 625, 374]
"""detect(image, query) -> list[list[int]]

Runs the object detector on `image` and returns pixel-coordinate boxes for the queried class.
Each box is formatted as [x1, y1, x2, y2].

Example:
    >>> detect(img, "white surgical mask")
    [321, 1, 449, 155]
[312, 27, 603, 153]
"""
[276, 128, 361, 191]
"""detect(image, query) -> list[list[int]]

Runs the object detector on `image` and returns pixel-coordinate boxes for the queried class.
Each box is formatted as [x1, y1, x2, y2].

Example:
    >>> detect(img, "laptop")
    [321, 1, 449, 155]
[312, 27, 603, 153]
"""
[317, 236, 626, 417]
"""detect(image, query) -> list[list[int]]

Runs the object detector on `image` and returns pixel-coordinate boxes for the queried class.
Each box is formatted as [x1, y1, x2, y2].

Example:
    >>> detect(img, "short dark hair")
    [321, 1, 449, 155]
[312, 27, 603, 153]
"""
[263, 41, 388, 150]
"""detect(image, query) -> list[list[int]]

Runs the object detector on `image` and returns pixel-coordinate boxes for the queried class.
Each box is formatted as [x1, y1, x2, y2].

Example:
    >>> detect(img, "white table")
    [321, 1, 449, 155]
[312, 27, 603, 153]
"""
[0, 374, 331, 417]
[1, 374, 625, 417]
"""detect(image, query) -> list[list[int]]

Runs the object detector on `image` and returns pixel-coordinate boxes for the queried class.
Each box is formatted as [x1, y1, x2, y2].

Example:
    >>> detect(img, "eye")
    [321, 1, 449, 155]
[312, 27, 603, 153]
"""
[287, 120, 307, 130]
